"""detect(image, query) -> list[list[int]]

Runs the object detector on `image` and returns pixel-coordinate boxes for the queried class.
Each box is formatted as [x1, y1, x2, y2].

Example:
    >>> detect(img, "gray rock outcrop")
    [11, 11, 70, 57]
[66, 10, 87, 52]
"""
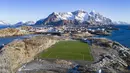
[88, 38, 130, 73]
[0, 36, 58, 73]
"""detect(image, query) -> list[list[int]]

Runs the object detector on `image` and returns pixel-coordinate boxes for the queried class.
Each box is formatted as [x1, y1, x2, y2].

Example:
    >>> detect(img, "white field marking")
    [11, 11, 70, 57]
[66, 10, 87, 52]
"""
[52, 52, 86, 60]
[55, 52, 83, 57]
[82, 54, 93, 61]
[55, 52, 82, 55]
[53, 52, 73, 53]
[83, 54, 84, 60]
[87, 45, 93, 60]
[56, 55, 58, 58]
[80, 53, 91, 61]
[90, 55, 93, 61]
[46, 52, 52, 58]
[55, 51, 91, 61]
[56, 55, 74, 59]
[79, 53, 84, 60]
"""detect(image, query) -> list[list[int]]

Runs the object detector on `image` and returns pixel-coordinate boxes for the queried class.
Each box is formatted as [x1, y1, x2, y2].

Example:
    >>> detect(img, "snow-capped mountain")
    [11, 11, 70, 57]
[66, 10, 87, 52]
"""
[0, 21, 10, 26]
[24, 21, 35, 25]
[35, 10, 113, 26]
[35, 19, 45, 25]
[14, 21, 35, 26]
[15, 22, 25, 26]
[113, 21, 130, 25]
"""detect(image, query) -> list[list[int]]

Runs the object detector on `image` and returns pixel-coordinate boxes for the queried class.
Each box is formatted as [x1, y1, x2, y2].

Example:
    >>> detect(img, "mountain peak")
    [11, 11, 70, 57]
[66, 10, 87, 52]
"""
[91, 10, 96, 13]
[0, 20, 6, 24]
[0, 20, 10, 26]
[90, 10, 97, 15]
[15, 21, 35, 26]
[16, 21, 25, 24]
[25, 21, 35, 25]
[36, 10, 113, 26]
[52, 12, 58, 15]
[73, 10, 87, 14]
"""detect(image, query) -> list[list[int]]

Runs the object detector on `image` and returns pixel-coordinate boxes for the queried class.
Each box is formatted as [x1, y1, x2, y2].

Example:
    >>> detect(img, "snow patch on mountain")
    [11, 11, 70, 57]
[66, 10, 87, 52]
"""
[53, 10, 89, 22]
[73, 10, 89, 22]
[36, 10, 113, 26]
[0, 21, 10, 26]
[24, 21, 35, 25]
[113, 21, 130, 25]
[14, 21, 35, 26]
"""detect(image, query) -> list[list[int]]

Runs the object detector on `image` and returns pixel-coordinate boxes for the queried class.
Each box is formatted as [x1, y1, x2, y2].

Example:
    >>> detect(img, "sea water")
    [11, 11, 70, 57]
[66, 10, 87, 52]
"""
[0, 25, 130, 48]
[102, 25, 130, 48]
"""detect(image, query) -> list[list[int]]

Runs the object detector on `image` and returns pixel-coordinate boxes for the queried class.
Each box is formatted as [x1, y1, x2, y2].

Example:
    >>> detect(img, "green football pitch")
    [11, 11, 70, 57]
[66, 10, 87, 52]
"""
[37, 40, 93, 61]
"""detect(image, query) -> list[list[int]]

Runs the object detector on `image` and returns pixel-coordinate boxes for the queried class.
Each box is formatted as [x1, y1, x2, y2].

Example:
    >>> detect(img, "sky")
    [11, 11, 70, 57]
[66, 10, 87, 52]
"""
[0, 0, 130, 24]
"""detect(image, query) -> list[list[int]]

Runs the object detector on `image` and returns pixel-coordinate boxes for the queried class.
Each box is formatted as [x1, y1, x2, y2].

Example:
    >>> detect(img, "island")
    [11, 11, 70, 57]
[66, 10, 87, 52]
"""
[0, 35, 130, 73]
[0, 26, 34, 37]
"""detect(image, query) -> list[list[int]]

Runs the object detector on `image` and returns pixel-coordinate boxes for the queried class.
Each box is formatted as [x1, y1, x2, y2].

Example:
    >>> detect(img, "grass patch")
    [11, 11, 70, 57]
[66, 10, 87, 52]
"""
[37, 41, 93, 61]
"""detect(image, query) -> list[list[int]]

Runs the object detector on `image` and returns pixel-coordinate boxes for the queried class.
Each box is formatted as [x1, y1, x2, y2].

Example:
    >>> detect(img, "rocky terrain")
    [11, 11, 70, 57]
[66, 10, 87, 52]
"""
[71, 32, 93, 39]
[17, 37, 130, 73]
[0, 26, 34, 37]
[0, 36, 58, 73]
[86, 38, 130, 73]
[0, 35, 130, 73]
[17, 59, 74, 73]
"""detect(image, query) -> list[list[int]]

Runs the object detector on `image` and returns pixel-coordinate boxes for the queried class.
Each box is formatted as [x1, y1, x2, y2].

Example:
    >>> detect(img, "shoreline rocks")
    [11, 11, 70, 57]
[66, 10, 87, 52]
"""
[0, 26, 34, 37]
[87, 37, 130, 73]
[0, 36, 58, 73]
[18, 37, 130, 73]
[0, 35, 130, 73]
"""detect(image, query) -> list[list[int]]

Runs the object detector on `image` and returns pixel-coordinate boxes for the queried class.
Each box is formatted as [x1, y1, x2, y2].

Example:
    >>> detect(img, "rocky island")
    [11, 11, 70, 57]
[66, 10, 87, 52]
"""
[0, 35, 130, 73]
[0, 26, 34, 37]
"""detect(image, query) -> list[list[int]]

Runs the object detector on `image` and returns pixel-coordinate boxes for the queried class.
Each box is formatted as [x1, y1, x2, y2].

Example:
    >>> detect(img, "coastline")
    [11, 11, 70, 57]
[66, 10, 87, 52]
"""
[85, 37, 130, 73]
[0, 26, 35, 38]
[0, 35, 59, 73]
[0, 25, 130, 73]
[0, 35, 129, 73]
[17, 37, 130, 73]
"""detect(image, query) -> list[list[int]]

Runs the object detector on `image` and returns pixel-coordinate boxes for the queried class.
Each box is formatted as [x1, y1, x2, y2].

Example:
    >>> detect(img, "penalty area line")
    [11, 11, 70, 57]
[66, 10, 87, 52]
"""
[46, 52, 52, 58]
